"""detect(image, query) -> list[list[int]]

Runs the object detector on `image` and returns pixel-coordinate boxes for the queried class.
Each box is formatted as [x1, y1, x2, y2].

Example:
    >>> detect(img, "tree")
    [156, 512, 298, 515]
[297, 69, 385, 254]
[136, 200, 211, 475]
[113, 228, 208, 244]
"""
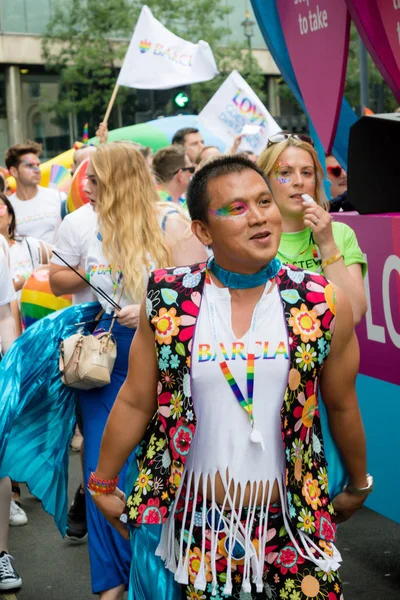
[42, 0, 267, 128]
[344, 23, 397, 114]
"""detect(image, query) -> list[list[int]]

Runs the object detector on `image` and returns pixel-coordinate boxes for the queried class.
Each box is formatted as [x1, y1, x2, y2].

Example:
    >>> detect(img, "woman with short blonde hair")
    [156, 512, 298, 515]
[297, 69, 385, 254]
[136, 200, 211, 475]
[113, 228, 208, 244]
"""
[258, 134, 367, 324]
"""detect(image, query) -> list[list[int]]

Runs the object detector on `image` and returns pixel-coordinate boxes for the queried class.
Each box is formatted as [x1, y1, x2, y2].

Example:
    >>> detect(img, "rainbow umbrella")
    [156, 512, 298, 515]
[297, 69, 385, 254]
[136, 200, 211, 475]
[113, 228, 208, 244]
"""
[20, 267, 72, 329]
[88, 115, 227, 151]
[66, 158, 90, 213]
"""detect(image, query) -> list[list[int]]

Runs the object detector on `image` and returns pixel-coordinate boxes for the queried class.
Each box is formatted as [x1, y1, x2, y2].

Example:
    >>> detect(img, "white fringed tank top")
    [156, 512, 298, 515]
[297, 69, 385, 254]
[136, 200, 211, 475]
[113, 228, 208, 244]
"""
[156, 278, 342, 595]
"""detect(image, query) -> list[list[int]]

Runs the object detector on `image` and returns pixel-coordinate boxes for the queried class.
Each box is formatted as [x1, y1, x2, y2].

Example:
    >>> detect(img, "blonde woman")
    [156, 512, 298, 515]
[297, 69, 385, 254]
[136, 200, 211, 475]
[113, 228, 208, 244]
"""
[81, 142, 206, 600]
[258, 134, 367, 324]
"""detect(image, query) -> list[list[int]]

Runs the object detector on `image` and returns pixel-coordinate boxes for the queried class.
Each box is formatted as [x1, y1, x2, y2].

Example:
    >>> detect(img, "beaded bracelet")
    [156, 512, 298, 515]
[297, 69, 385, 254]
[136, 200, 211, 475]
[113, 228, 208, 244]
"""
[321, 250, 343, 269]
[87, 471, 119, 496]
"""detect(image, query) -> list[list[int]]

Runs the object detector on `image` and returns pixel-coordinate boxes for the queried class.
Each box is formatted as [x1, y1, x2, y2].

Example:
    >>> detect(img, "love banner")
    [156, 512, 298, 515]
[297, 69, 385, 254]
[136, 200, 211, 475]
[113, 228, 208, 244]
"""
[276, 0, 350, 153]
[345, 0, 400, 102]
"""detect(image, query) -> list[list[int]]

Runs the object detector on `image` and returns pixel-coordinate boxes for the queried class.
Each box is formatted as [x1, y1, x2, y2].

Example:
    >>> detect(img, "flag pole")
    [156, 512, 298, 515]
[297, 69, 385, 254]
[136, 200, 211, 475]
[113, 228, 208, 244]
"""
[103, 83, 120, 125]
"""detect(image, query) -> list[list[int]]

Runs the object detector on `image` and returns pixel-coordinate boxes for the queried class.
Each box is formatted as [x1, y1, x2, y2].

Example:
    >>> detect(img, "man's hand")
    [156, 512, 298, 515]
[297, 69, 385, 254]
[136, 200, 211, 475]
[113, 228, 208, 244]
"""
[91, 488, 129, 540]
[96, 122, 109, 145]
[228, 134, 244, 154]
[331, 491, 366, 524]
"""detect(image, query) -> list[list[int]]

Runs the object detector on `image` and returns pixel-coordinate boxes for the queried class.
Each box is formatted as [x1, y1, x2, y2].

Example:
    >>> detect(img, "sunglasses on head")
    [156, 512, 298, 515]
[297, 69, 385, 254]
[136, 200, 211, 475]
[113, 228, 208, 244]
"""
[267, 133, 314, 148]
[326, 165, 344, 178]
[174, 166, 195, 175]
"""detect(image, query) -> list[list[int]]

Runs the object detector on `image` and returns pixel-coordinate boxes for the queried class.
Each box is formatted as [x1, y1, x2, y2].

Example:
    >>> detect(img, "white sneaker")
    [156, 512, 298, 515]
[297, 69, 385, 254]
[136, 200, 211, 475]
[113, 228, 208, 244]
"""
[9, 500, 28, 526]
[0, 552, 22, 590]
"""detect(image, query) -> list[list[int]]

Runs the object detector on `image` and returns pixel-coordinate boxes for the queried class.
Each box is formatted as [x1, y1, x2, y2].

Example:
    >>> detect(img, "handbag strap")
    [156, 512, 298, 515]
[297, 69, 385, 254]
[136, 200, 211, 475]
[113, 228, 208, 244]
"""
[107, 285, 125, 335]
[52, 250, 121, 311]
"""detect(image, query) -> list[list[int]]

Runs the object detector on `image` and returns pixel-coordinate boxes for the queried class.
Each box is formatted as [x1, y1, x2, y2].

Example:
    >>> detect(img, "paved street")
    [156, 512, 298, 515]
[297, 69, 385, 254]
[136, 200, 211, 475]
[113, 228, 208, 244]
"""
[3, 452, 400, 599]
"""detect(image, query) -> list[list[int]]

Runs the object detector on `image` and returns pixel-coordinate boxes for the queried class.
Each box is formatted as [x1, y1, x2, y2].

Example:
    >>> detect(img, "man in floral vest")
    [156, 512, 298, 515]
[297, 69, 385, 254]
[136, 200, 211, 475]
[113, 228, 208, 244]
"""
[91, 156, 372, 600]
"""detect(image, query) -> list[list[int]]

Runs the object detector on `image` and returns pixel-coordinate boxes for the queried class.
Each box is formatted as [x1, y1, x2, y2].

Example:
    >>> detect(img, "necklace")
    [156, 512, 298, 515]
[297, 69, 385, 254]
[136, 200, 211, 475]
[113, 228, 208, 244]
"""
[208, 257, 281, 289]
[206, 276, 276, 450]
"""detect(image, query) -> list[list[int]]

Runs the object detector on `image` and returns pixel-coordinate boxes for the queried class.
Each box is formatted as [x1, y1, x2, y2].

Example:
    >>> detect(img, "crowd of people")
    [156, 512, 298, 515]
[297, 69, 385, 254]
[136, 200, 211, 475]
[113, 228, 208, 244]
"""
[0, 122, 372, 600]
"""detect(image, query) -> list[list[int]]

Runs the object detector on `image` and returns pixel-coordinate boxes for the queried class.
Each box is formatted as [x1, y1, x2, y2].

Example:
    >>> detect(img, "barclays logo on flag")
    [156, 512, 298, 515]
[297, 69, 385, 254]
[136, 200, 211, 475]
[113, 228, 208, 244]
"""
[117, 5, 218, 90]
[138, 40, 152, 54]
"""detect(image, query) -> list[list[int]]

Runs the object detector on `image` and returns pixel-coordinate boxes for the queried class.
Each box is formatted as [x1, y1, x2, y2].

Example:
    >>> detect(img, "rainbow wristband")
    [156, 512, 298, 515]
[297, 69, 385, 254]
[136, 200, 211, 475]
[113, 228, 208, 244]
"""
[87, 471, 118, 496]
[321, 251, 343, 269]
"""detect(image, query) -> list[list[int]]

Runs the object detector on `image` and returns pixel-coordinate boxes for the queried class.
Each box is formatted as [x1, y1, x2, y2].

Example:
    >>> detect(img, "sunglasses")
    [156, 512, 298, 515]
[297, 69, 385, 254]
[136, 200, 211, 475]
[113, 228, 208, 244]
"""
[206, 506, 255, 562]
[174, 166, 195, 175]
[0, 205, 8, 216]
[326, 165, 344, 178]
[267, 133, 314, 148]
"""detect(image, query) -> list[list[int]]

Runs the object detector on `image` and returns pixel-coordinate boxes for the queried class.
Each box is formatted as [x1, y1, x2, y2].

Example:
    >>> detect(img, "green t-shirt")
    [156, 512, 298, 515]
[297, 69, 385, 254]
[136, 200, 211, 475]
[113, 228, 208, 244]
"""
[277, 221, 367, 277]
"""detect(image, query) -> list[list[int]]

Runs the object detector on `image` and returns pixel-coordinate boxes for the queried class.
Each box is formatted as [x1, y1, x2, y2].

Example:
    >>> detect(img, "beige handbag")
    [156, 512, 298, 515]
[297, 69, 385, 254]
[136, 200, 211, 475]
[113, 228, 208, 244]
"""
[59, 322, 117, 390]
[60, 285, 124, 390]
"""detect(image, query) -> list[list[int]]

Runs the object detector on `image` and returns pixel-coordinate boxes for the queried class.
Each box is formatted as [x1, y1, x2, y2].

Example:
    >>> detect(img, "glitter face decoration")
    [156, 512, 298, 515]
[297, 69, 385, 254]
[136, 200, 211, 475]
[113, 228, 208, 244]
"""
[209, 201, 249, 218]
[274, 161, 291, 184]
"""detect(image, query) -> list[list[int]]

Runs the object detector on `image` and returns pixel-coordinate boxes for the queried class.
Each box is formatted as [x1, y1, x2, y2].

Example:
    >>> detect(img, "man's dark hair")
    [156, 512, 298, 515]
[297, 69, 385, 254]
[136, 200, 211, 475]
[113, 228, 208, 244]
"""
[171, 127, 199, 146]
[187, 155, 269, 223]
[5, 140, 42, 171]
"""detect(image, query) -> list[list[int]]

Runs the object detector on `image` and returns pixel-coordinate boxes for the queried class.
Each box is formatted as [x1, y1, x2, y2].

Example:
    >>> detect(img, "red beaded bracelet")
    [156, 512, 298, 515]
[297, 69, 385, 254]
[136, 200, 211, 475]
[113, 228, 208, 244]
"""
[87, 471, 119, 496]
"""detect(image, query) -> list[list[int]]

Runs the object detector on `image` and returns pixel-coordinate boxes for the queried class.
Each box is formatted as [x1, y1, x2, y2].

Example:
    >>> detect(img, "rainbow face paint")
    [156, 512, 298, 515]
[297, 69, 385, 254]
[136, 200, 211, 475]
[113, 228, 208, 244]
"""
[209, 201, 249, 218]
[22, 159, 40, 172]
[274, 161, 291, 184]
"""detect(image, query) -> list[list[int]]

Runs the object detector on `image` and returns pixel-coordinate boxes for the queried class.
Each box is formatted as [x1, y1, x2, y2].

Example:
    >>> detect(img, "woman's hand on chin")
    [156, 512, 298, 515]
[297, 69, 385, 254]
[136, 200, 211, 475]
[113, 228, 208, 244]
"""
[115, 304, 140, 329]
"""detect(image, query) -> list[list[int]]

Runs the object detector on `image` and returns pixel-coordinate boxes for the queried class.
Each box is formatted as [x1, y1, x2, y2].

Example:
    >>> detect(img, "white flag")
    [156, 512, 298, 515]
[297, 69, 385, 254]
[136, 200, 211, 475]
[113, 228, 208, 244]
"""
[117, 6, 219, 90]
[197, 71, 281, 155]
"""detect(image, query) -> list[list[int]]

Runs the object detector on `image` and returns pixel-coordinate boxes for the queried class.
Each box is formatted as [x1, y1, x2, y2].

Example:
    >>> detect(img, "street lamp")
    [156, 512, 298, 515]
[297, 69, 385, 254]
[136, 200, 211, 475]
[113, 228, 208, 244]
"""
[241, 10, 255, 50]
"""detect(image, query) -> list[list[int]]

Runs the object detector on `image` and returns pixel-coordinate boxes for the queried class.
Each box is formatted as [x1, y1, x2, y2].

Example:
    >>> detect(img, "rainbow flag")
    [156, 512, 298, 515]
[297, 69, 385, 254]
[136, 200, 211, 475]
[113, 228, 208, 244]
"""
[83, 123, 89, 143]
[49, 164, 71, 194]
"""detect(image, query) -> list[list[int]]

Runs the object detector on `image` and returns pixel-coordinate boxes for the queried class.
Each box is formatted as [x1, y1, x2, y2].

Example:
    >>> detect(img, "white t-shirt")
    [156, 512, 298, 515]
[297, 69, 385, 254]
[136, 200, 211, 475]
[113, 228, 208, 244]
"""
[189, 280, 288, 481]
[0, 235, 17, 306]
[86, 230, 146, 313]
[9, 237, 43, 280]
[52, 204, 97, 304]
[9, 237, 45, 302]
[10, 186, 62, 244]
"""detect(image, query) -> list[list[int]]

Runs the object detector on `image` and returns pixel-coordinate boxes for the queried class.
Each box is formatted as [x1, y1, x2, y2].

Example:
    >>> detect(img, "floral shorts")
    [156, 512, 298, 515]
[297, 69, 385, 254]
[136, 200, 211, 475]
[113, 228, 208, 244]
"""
[175, 492, 343, 600]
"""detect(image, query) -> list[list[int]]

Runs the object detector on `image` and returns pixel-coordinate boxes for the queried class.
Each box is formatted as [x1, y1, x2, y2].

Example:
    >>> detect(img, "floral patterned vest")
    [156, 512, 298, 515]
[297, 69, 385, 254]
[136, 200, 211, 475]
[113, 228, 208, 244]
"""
[124, 262, 338, 544]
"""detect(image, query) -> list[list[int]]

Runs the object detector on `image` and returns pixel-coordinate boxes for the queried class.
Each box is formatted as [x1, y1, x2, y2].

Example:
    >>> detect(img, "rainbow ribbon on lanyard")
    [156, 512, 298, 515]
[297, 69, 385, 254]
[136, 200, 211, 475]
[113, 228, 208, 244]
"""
[220, 356, 254, 420]
[206, 275, 267, 450]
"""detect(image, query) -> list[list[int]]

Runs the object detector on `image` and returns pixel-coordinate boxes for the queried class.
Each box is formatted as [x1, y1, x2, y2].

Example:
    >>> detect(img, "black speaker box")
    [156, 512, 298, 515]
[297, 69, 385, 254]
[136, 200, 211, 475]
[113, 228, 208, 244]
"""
[347, 113, 400, 214]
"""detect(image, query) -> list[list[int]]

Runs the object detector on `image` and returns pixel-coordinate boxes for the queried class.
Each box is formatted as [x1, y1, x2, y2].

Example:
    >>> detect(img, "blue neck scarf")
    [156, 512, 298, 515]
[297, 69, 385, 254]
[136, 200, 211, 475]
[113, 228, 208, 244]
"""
[208, 257, 281, 289]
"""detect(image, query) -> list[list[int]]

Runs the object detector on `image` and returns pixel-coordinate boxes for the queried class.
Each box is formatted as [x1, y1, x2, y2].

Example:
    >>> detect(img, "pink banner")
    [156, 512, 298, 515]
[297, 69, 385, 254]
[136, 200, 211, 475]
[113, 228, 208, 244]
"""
[345, 0, 400, 103]
[276, 0, 350, 152]
[334, 213, 400, 386]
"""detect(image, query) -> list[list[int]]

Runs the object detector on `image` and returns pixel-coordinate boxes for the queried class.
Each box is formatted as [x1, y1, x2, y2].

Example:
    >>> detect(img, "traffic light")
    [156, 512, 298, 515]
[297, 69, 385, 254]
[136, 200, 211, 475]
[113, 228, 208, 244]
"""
[172, 88, 192, 114]
[173, 91, 189, 108]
